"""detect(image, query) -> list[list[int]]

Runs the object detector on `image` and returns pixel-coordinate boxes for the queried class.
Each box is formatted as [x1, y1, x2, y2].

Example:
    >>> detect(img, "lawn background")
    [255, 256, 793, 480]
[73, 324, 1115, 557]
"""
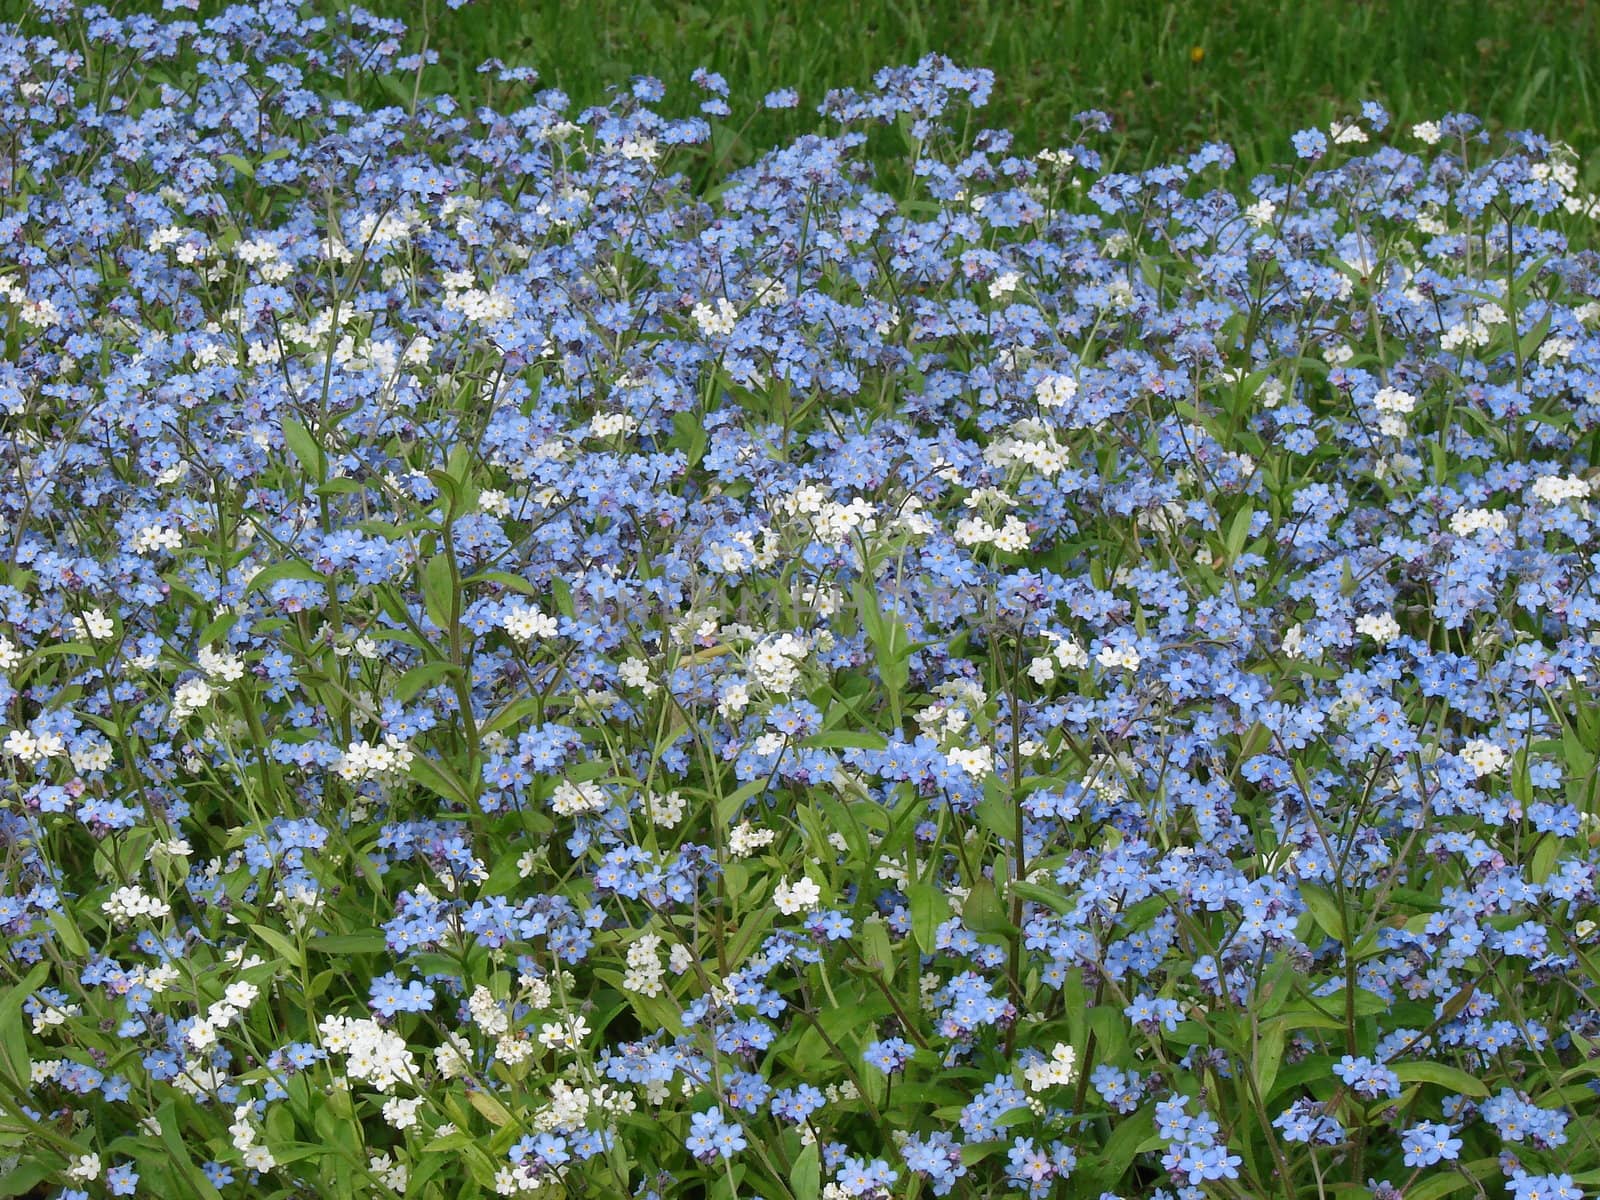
[351, 0, 1599, 179]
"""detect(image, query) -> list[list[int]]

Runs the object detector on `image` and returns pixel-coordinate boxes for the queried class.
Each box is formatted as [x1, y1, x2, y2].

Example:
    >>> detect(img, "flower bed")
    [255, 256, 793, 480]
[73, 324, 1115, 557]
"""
[3, 5, 1600, 1199]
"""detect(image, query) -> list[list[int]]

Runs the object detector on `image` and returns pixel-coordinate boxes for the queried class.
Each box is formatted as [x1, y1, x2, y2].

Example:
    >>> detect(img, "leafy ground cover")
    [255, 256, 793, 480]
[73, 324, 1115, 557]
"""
[3, 3, 1600, 1200]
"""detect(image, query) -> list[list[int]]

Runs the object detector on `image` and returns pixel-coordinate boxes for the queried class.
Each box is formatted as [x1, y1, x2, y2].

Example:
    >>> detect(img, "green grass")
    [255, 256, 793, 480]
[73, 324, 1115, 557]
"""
[372, 0, 1600, 179]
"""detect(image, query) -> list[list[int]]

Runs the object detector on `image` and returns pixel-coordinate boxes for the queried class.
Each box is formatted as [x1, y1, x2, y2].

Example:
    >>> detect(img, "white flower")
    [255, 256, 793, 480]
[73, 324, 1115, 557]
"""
[989, 271, 1022, 300]
[2, 730, 37, 762]
[992, 515, 1031, 553]
[1034, 373, 1078, 409]
[103, 886, 171, 923]
[692, 298, 739, 337]
[241, 1145, 276, 1172]
[1023, 1043, 1078, 1091]
[1412, 120, 1442, 145]
[369, 1152, 408, 1191]
[207, 1002, 240, 1029]
[31, 999, 79, 1035]
[317, 1014, 417, 1092]
[433, 1033, 473, 1080]
[468, 985, 509, 1036]
[1461, 739, 1507, 778]
[335, 737, 415, 783]
[1330, 119, 1368, 145]
[644, 790, 685, 827]
[550, 779, 608, 817]
[71, 739, 114, 773]
[382, 1095, 423, 1130]
[1532, 473, 1590, 505]
[748, 633, 808, 693]
[132, 523, 184, 555]
[169, 677, 214, 723]
[1355, 612, 1402, 645]
[773, 876, 822, 916]
[1371, 386, 1416, 414]
[1449, 508, 1508, 538]
[500, 603, 559, 643]
[536, 1015, 589, 1051]
[729, 822, 776, 858]
[223, 981, 259, 1009]
[198, 644, 245, 681]
[946, 746, 994, 778]
[618, 656, 657, 696]
[623, 934, 666, 997]
[620, 136, 658, 162]
[1281, 623, 1310, 660]
[1095, 643, 1141, 673]
[591, 411, 639, 439]
[1051, 635, 1089, 669]
[72, 608, 115, 640]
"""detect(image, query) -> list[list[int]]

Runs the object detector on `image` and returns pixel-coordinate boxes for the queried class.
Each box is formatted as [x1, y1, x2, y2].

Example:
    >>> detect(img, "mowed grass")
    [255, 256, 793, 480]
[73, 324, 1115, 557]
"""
[367, 0, 1600, 179]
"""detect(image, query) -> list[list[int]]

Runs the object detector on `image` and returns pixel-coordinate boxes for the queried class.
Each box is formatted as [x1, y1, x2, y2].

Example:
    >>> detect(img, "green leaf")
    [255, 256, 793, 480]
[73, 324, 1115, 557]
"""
[1407, 1159, 1500, 1200]
[1518, 309, 1553, 366]
[976, 785, 1014, 842]
[851, 580, 910, 716]
[791, 1140, 820, 1200]
[196, 610, 239, 649]
[315, 478, 366, 496]
[0, 1157, 55, 1197]
[245, 558, 324, 595]
[395, 660, 461, 703]
[671, 409, 710, 468]
[715, 779, 766, 828]
[550, 577, 574, 619]
[1391, 1061, 1490, 1098]
[1528, 834, 1561, 884]
[47, 909, 88, 957]
[1225, 503, 1254, 563]
[409, 755, 471, 807]
[906, 882, 950, 955]
[1095, 1107, 1155, 1182]
[251, 923, 304, 969]
[422, 553, 455, 631]
[280, 416, 325, 479]
[800, 730, 887, 751]
[859, 919, 895, 983]
[311, 932, 387, 955]
[961, 878, 1014, 935]
[1255, 1017, 1287, 1101]
[1406, 1175, 1475, 1200]
[1299, 884, 1345, 940]
[960, 1139, 1010, 1166]
[463, 570, 539, 597]
[466, 1090, 516, 1129]
[818, 793, 869, 865]
[0, 961, 49, 1083]
[1086, 1005, 1130, 1062]
[426, 469, 464, 518]
[157, 1100, 225, 1200]
[1008, 879, 1073, 915]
